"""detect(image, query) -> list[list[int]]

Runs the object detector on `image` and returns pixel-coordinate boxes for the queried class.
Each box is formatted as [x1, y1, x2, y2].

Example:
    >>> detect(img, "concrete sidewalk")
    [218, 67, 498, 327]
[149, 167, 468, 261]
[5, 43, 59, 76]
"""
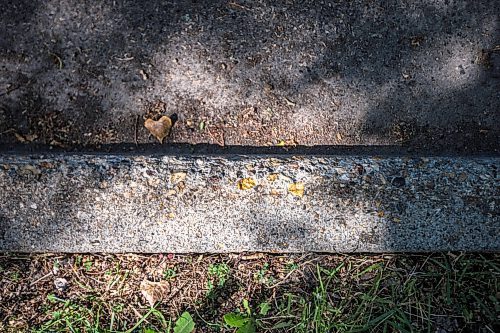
[0, 153, 498, 253]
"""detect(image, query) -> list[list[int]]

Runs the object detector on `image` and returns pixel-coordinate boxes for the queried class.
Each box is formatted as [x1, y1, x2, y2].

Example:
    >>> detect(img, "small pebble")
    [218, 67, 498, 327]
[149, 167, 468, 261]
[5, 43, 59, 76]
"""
[54, 277, 68, 292]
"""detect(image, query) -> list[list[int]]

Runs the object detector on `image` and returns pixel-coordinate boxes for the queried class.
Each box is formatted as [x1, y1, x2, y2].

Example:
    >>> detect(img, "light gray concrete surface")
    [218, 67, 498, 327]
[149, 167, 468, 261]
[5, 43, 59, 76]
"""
[0, 153, 498, 253]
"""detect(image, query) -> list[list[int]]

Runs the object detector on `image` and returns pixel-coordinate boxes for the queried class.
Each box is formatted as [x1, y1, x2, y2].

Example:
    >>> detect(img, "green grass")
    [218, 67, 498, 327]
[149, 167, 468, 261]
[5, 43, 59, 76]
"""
[1, 253, 498, 332]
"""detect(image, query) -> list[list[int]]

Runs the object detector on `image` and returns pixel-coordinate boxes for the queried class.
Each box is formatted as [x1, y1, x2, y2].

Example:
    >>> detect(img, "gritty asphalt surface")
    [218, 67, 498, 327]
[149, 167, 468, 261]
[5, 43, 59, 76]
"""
[1, 154, 498, 253]
[0, 0, 499, 153]
[1, 1, 499, 254]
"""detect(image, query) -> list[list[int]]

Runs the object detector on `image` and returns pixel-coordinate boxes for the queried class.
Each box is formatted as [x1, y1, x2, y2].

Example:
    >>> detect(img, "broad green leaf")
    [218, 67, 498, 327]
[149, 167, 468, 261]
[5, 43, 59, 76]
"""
[223, 313, 248, 328]
[173, 311, 195, 333]
[258, 302, 271, 316]
[237, 319, 256, 333]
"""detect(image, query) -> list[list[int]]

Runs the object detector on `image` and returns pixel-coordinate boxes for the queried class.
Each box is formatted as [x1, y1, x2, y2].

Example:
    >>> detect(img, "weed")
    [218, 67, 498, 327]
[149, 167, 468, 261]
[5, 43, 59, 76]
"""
[52, 259, 60, 272]
[173, 311, 195, 333]
[163, 268, 177, 280]
[207, 262, 230, 294]
[3, 253, 497, 333]
[9, 270, 20, 282]
[75, 255, 82, 267]
[255, 262, 274, 285]
[285, 261, 299, 272]
[83, 260, 93, 271]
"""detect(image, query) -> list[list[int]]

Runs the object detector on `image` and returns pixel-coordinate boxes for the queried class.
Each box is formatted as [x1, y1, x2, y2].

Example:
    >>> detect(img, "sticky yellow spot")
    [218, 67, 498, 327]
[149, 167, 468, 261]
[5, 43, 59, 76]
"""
[288, 182, 305, 197]
[238, 178, 256, 190]
[170, 172, 187, 184]
[267, 174, 279, 182]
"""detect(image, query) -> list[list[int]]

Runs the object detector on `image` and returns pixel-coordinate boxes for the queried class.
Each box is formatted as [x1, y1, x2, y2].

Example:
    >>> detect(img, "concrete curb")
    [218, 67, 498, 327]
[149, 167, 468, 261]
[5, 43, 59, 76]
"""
[0, 154, 498, 253]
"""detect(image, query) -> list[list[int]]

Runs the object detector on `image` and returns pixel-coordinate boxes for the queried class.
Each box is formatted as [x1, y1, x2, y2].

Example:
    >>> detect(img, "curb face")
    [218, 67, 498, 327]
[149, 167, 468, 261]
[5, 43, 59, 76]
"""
[0, 154, 498, 253]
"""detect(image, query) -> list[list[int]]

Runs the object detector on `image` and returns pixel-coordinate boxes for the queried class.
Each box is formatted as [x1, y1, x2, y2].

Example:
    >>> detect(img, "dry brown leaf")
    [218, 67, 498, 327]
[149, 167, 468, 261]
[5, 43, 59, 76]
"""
[144, 116, 172, 143]
[288, 182, 305, 197]
[237, 177, 256, 190]
[140, 279, 170, 307]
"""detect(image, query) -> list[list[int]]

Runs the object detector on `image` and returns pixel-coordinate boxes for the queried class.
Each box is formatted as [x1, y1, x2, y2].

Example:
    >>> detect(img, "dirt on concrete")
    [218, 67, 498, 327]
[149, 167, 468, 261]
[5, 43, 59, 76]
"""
[0, 0, 499, 153]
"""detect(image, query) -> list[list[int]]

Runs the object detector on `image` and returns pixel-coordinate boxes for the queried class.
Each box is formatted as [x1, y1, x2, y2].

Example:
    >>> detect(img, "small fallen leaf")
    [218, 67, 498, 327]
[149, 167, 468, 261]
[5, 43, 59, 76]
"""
[140, 279, 170, 307]
[144, 116, 172, 143]
[288, 182, 305, 197]
[267, 174, 279, 182]
[238, 178, 256, 190]
[199, 121, 205, 131]
[377, 211, 385, 218]
[336, 133, 342, 141]
[170, 172, 187, 184]
[276, 140, 286, 147]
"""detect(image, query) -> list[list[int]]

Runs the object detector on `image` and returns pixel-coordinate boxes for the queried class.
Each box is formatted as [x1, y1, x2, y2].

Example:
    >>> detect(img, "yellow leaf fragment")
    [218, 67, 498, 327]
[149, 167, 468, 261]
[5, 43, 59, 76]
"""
[144, 116, 172, 143]
[336, 133, 342, 141]
[288, 182, 305, 197]
[267, 174, 279, 182]
[238, 177, 256, 190]
[170, 172, 187, 184]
